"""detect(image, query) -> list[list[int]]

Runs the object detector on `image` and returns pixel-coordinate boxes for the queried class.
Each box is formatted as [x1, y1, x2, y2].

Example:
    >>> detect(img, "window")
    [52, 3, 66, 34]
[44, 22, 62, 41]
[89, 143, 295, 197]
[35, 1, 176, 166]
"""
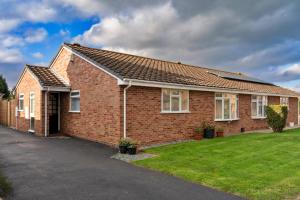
[251, 95, 267, 118]
[19, 94, 24, 111]
[70, 91, 80, 112]
[215, 93, 239, 120]
[30, 92, 35, 116]
[29, 92, 35, 131]
[280, 97, 289, 107]
[161, 89, 189, 113]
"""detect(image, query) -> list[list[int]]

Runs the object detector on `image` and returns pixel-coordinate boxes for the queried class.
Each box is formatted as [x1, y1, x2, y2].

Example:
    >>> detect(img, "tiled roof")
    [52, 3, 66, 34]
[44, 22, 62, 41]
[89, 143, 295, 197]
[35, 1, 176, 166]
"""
[27, 65, 67, 87]
[64, 43, 299, 96]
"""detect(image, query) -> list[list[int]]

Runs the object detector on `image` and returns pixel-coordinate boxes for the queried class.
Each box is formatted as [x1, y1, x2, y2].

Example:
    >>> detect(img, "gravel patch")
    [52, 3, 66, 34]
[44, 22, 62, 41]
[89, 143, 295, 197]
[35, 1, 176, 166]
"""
[111, 153, 157, 162]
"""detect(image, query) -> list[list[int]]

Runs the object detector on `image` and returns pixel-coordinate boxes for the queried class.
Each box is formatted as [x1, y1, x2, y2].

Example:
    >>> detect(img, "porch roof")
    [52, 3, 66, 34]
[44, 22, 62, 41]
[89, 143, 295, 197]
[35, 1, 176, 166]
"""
[27, 64, 69, 90]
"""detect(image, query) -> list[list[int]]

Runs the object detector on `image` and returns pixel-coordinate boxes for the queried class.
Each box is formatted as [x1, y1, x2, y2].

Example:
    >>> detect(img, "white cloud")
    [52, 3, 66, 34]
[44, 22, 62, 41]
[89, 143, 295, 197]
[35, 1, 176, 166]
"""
[24, 28, 48, 43]
[0, 19, 20, 33]
[15, 2, 57, 22]
[32, 52, 44, 59]
[59, 29, 70, 37]
[0, 35, 24, 47]
[0, 48, 23, 63]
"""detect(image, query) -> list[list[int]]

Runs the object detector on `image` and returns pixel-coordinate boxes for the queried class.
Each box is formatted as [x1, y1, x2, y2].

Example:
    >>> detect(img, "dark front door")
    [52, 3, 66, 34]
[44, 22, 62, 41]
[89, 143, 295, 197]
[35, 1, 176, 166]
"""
[49, 93, 59, 134]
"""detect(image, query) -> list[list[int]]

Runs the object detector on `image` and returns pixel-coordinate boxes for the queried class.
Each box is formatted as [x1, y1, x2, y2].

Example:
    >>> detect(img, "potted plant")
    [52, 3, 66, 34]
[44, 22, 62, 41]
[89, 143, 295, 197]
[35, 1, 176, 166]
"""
[216, 127, 224, 137]
[119, 138, 130, 154]
[194, 127, 203, 140]
[202, 122, 215, 139]
[127, 140, 138, 155]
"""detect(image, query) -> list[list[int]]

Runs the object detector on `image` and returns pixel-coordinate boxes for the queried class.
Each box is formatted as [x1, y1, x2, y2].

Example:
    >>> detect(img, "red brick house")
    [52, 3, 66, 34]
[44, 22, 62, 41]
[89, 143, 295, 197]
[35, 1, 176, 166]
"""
[13, 43, 300, 146]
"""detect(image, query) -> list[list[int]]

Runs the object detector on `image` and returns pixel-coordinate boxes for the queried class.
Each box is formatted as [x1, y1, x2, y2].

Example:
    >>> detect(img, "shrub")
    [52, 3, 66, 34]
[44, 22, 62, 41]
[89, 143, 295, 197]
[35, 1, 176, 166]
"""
[119, 137, 132, 146]
[216, 127, 224, 132]
[201, 121, 215, 130]
[194, 127, 203, 135]
[265, 105, 288, 132]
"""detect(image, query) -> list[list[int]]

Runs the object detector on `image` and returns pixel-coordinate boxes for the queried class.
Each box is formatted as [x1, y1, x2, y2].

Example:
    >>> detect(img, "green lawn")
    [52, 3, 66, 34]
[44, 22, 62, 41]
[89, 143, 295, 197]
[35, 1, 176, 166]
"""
[0, 170, 11, 198]
[134, 128, 300, 200]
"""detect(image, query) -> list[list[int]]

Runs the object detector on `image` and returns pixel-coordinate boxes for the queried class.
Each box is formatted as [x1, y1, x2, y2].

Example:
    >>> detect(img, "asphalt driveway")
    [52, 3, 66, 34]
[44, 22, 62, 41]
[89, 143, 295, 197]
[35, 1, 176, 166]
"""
[0, 126, 242, 200]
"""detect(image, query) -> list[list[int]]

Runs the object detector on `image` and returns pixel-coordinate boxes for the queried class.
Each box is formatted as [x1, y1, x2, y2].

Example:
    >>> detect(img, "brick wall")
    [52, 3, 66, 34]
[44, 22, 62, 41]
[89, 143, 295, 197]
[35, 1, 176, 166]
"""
[55, 49, 122, 146]
[15, 69, 44, 135]
[125, 86, 299, 146]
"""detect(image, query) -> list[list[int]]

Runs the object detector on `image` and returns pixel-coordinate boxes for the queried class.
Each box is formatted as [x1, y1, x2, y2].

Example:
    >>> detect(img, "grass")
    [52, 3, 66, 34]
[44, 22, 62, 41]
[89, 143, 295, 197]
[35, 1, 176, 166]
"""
[0, 170, 12, 198]
[134, 128, 300, 200]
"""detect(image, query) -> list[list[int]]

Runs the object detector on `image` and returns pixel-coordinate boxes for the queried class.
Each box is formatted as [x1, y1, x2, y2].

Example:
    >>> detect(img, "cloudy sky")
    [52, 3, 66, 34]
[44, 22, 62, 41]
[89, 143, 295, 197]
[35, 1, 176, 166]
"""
[1, 0, 300, 90]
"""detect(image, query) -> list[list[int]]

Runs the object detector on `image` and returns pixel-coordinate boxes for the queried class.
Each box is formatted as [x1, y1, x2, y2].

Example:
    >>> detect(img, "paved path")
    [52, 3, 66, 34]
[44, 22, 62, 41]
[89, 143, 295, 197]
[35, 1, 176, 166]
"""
[0, 126, 243, 200]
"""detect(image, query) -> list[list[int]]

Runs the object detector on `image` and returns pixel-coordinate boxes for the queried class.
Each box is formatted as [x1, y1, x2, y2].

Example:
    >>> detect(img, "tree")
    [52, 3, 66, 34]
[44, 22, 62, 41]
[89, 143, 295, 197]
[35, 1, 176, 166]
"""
[0, 75, 10, 99]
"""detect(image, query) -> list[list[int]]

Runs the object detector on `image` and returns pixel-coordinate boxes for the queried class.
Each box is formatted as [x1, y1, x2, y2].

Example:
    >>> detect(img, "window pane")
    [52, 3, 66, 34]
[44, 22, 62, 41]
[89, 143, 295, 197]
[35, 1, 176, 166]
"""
[171, 96, 180, 111]
[216, 99, 222, 119]
[71, 98, 80, 111]
[258, 101, 263, 116]
[251, 102, 257, 116]
[181, 91, 188, 111]
[224, 98, 230, 119]
[252, 95, 257, 101]
[171, 90, 179, 96]
[215, 93, 222, 98]
[30, 99, 35, 113]
[230, 98, 236, 119]
[71, 92, 80, 97]
[162, 89, 170, 111]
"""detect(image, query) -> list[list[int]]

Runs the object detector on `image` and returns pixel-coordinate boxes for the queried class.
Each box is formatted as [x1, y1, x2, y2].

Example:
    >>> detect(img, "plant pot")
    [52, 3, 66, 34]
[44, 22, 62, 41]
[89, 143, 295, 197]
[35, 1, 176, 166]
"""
[216, 131, 224, 137]
[119, 145, 128, 154]
[204, 129, 215, 138]
[127, 147, 137, 155]
[193, 134, 203, 140]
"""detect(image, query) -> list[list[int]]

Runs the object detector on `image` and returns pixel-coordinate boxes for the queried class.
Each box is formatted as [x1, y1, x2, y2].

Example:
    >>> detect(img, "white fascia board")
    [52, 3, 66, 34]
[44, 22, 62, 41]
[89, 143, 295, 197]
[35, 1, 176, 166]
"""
[63, 45, 124, 82]
[122, 78, 299, 98]
[14, 66, 43, 91]
[42, 86, 71, 92]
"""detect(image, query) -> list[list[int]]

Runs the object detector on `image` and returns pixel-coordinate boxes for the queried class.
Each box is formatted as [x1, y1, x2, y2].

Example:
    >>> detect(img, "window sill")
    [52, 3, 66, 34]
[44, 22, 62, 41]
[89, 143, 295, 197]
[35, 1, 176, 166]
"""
[252, 117, 266, 119]
[161, 111, 191, 114]
[18, 110, 24, 112]
[69, 111, 80, 113]
[215, 118, 240, 122]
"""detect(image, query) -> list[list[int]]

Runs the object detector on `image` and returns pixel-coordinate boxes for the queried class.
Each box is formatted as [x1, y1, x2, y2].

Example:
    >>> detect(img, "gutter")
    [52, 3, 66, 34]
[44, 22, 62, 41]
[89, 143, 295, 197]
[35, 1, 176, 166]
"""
[122, 78, 299, 98]
[123, 81, 132, 138]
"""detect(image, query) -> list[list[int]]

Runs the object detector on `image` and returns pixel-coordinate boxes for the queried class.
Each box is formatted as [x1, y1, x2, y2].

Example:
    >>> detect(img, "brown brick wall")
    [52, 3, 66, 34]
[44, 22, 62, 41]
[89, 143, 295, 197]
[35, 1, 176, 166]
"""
[54, 50, 122, 146]
[287, 97, 298, 125]
[50, 48, 72, 84]
[15, 69, 44, 135]
[125, 86, 299, 146]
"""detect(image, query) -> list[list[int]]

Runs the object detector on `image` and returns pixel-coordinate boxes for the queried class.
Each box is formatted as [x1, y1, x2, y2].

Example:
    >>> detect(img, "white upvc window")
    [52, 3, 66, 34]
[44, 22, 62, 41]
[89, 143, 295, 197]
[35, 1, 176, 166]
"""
[19, 93, 24, 111]
[251, 95, 268, 118]
[215, 93, 239, 121]
[280, 97, 289, 108]
[70, 91, 80, 112]
[161, 89, 189, 113]
[29, 92, 35, 116]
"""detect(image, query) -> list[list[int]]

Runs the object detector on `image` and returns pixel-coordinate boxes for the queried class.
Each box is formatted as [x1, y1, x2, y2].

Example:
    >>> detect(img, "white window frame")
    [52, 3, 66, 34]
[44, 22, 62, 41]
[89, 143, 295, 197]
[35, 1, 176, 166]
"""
[19, 93, 24, 111]
[280, 97, 289, 109]
[161, 89, 190, 113]
[215, 93, 239, 121]
[69, 90, 80, 113]
[29, 92, 35, 117]
[251, 95, 268, 119]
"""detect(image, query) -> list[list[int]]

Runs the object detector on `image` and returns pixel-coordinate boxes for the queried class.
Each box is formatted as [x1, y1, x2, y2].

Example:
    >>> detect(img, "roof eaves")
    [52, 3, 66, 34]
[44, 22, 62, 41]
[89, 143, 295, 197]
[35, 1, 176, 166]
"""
[123, 78, 300, 98]
[63, 44, 124, 82]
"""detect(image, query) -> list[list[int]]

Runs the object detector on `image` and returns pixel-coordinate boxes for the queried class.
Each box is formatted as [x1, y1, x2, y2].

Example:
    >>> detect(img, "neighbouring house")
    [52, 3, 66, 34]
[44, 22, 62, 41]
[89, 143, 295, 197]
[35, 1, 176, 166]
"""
[12, 43, 300, 146]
